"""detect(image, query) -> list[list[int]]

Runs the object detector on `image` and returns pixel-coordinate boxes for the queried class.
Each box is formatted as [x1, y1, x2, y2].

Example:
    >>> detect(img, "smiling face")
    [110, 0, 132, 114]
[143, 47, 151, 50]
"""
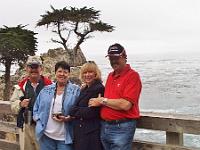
[82, 71, 96, 86]
[55, 67, 70, 85]
[80, 62, 101, 86]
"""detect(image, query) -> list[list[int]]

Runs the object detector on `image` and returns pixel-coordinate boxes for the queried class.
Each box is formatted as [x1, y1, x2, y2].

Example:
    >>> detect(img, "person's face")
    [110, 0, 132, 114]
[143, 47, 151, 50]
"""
[55, 67, 70, 85]
[26, 64, 42, 79]
[108, 56, 126, 72]
[82, 71, 96, 86]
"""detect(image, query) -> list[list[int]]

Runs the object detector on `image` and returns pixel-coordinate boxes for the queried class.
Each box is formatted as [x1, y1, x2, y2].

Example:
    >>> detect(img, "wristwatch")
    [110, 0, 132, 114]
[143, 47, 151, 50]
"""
[101, 98, 108, 105]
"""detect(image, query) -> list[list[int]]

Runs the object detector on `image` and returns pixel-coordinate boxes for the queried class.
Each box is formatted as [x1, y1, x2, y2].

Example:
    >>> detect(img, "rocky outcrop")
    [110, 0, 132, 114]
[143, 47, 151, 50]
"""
[42, 47, 86, 67]
[40, 48, 84, 80]
[0, 48, 86, 100]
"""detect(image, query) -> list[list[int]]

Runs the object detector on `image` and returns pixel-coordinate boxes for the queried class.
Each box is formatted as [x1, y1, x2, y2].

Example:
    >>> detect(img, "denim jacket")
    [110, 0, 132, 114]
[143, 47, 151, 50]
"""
[33, 82, 80, 144]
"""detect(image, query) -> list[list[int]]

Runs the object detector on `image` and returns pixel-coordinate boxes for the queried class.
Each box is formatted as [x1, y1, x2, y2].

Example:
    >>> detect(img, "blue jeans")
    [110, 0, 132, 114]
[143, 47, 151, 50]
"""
[101, 120, 137, 150]
[39, 134, 73, 150]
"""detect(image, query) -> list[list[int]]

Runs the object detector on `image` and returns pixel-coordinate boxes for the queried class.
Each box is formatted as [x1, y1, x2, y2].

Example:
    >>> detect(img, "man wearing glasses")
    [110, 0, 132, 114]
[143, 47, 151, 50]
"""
[89, 43, 142, 150]
[11, 55, 52, 150]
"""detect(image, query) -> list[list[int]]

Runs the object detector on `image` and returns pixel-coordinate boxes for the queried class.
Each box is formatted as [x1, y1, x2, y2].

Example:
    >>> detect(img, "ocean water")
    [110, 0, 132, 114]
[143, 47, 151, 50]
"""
[87, 52, 200, 148]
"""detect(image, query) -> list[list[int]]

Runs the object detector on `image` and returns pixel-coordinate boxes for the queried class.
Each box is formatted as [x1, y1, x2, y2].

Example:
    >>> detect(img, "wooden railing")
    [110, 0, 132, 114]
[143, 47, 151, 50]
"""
[0, 101, 200, 150]
[0, 101, 19, 150]
[134, 112, 200, 150]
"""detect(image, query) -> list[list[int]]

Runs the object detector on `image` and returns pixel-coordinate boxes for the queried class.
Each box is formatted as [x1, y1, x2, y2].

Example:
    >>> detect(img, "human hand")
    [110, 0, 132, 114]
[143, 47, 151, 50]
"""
[88, 98, 102, 107]
[80, 83, 87, 90]
[20, 99, 30, 108]
[88, 94, 102, 107]
[59, 115, 75, 122]
[52, 115, 73, 122]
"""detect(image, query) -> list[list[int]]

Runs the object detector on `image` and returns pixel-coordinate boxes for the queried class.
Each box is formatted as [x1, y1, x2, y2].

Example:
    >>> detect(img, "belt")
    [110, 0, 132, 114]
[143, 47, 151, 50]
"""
[102, 118, 134, 124]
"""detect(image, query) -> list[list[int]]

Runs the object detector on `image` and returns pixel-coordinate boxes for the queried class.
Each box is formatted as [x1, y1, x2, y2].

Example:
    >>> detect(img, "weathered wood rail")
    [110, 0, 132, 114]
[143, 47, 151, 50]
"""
[0, 101, 200, 150]
[134, 112, 200, 150]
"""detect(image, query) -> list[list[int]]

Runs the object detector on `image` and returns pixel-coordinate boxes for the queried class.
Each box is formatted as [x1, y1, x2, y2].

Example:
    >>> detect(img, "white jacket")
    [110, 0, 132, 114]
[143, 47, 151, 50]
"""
[10, 85, 24, 114]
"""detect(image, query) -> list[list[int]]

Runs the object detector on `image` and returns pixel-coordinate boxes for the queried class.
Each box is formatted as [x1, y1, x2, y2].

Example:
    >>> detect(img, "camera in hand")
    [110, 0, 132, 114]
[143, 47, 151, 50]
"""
[52, 112, 63, 119]
[19, 96, 26, 101]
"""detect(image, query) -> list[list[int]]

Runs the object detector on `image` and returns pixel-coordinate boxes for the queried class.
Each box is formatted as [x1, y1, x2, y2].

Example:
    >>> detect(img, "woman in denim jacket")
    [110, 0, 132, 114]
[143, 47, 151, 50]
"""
[33, 61, 80, 150]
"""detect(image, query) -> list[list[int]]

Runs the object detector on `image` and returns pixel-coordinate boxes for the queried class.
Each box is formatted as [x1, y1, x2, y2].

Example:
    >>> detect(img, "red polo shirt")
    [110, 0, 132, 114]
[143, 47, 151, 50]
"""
[101, 64, 142, 120]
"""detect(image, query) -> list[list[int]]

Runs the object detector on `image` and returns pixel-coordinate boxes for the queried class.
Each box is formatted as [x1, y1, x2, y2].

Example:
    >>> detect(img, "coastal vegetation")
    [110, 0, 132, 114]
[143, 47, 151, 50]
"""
[37, 5, 114, 66]
[0, 25, 37, 101]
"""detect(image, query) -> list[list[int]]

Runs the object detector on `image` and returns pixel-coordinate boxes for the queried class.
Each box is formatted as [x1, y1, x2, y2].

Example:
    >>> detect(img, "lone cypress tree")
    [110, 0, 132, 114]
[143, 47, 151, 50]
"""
[0, 25, 37, 100]
[37, 6, 114, 66]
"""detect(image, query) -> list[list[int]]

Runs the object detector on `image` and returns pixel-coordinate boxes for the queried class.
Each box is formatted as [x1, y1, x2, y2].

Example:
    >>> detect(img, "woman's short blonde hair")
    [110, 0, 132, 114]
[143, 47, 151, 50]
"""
[80, 61, 102, 82]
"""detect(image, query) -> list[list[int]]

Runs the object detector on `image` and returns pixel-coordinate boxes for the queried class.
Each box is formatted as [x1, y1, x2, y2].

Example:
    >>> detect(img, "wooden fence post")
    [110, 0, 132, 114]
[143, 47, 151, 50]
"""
[166, 131, 183, 145]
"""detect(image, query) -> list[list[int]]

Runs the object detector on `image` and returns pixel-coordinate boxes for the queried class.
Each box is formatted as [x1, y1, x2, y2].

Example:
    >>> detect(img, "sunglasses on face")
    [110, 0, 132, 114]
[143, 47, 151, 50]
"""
[27, 64, 40, 69]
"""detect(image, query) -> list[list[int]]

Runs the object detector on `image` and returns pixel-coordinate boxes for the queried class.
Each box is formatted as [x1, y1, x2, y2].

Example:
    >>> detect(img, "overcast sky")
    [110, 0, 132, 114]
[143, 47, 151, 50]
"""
[1, 0, 200, 57]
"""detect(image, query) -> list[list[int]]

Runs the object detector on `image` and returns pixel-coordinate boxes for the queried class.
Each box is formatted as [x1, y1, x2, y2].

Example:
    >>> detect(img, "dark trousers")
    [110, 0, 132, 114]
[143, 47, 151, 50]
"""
[73, 129, 103, 150]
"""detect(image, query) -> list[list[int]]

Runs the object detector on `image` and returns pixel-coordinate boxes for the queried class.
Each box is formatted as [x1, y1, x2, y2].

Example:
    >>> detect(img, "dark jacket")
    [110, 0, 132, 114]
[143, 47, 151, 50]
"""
[17, 76, 52, 128]
[69, 80, 104, 150]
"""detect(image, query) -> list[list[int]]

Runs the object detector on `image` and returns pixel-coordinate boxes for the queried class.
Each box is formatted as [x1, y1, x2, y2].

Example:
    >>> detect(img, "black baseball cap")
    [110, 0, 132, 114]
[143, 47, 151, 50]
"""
[106, 43, 127, 58]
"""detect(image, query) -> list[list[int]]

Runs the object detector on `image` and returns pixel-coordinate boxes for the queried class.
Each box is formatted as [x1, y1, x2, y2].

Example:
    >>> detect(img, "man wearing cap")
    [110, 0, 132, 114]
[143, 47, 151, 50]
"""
[10, 55, 52, 150]
[89, 43, 142, 150]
